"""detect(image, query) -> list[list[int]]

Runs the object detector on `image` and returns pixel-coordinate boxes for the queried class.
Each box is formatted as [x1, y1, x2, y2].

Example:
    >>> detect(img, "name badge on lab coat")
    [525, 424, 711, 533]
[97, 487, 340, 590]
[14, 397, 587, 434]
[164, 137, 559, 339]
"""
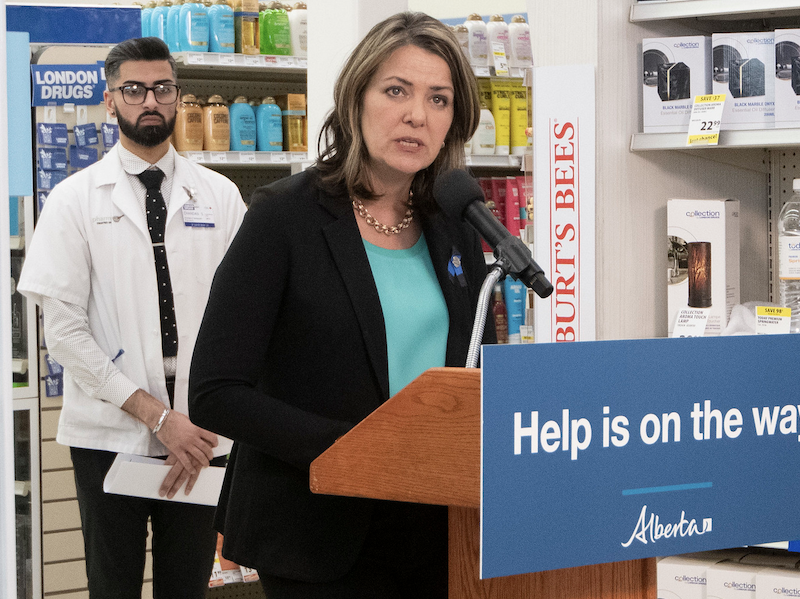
[182, 203, 215, 228]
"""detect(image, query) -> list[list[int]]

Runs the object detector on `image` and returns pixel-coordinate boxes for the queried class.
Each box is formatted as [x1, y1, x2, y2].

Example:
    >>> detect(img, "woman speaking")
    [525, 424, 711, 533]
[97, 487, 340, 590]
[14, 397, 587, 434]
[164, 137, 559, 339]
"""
[189, 11, 495, 598]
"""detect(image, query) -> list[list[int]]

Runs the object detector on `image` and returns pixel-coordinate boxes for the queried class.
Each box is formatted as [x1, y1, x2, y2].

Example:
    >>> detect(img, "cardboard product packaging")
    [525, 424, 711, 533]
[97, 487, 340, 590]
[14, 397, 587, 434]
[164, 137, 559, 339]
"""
[712, 32, 775, 130]
[707, 562, 764, 599]
[667, 199, 740, 337]
[643, 36, 711, 133]
[774, 29, 800, 128]
[274, 94, 307, 152]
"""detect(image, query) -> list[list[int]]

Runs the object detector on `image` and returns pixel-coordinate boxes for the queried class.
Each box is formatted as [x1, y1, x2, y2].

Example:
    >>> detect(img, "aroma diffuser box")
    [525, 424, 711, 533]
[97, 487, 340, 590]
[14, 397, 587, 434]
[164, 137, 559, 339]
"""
[774, 29, 800, 128]
[712, 32, 775, 130]
[643, 36, 712, 133]
[667, 199, 740, 337]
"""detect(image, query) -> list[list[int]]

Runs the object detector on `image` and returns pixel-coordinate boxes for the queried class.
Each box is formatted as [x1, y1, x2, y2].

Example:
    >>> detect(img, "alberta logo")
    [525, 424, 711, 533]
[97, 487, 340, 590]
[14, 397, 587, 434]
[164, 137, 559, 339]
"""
[621, 505, 712, 547]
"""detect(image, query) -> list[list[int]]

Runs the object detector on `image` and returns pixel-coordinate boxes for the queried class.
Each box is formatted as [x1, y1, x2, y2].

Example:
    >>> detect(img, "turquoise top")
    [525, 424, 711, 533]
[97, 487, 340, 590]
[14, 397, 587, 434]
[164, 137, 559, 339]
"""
[363, 234, 449, 397]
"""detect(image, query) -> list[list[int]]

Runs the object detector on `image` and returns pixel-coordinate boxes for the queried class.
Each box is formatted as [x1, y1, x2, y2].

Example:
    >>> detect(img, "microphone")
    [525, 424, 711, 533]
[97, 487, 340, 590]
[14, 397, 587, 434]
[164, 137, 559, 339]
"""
[433, 169, 554, 298]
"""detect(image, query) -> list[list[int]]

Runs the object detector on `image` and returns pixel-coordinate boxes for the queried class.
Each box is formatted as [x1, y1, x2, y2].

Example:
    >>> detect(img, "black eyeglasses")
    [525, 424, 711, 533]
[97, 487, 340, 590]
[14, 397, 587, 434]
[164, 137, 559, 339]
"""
[108, 83, 180, 105]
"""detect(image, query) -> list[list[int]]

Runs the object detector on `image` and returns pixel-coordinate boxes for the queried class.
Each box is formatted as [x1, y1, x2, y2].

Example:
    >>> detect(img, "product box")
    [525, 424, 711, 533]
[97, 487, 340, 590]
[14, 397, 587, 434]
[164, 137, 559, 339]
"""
[667, 199, 740, 336]
[707, 562, 765, 599]
[233, 0, 259, 54]
[643, 36, 711, 133]
[755, 566, 800, 599]
[712, 32, 775, 130]
[774, 29, 800, 128]
[657, 554, 719, 599]
[274, 93, 307, 153]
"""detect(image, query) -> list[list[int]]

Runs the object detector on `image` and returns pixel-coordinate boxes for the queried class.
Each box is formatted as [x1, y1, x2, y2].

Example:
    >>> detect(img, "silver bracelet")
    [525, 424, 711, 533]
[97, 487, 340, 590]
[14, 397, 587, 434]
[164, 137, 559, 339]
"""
[151, 408, 170, 435]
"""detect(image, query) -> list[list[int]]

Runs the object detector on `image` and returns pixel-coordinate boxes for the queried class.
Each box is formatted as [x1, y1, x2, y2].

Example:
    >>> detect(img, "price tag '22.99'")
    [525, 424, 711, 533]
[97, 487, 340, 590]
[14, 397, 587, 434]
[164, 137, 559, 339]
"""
[686, 94, 726, 146]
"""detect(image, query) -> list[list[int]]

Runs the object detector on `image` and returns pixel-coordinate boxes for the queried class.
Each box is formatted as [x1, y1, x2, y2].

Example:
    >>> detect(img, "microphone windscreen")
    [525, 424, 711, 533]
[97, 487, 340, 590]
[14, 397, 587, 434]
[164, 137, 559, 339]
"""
[432, 169, 486, 221]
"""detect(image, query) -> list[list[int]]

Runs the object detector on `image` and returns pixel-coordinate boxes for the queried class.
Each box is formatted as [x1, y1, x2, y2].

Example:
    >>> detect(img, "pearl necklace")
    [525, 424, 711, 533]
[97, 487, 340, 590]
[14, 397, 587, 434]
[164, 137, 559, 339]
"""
[352, 192, 414, 236]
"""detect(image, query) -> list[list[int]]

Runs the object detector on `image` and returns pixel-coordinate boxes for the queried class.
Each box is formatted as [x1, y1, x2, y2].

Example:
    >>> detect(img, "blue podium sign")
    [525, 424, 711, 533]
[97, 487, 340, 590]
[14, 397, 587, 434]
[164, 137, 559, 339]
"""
[481, 335, 800, 579]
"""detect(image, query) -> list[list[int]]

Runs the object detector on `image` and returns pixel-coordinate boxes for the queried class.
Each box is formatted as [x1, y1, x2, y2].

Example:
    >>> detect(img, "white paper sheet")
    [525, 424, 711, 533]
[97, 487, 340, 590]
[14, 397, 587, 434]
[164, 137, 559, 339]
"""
[103, 453, 225, 506]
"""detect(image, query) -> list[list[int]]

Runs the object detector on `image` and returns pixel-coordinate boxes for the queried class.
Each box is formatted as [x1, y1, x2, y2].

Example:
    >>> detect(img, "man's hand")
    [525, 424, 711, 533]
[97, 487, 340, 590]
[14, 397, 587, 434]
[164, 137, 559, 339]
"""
[159, 454, 201, 499]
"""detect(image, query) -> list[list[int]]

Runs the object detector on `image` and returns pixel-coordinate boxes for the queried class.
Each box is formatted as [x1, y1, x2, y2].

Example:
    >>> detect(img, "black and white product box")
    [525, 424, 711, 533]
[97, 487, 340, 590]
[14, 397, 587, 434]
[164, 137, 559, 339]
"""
[774, 29, 800, 128]
[643, 36, 711, 133]
[712, 32, 775, 130]
[667, 199, 740, 337]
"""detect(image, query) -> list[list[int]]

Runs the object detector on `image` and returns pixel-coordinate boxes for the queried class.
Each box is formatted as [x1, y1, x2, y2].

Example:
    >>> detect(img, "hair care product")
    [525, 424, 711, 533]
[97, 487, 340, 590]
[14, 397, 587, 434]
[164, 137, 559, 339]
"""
[203, 94, 230, 151]
[453, 24, 470, 63]
[208, 0, 235, 52]
[229, 96, 257, 151]
[464, 14, 488, 68]
[508, 15, 533, 68]
[492, 285, 508, 344]
[178, 0, 209, 51]
[489, 78, 511, 155]
[150, 0, 172, 43]
[289, 2, 307, 57]
[166, 0, 183, 51]
[504, 276, 525, 344]
[486, 14, 510, 67]
[275, 93, 307, 152]
[174, 94, 204, 151]
[259, 3, 291, 55]
[234, 0, 260, 54]
[256, 96, 283, 151]
[472, 104, 496, 155]
[509, 79, 529, 156]
[504, 176, 522, 238]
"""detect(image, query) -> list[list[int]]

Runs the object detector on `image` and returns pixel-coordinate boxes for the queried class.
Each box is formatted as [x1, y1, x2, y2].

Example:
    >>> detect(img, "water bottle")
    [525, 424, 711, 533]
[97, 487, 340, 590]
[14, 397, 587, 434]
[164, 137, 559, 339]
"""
[779, 178, 800, 332]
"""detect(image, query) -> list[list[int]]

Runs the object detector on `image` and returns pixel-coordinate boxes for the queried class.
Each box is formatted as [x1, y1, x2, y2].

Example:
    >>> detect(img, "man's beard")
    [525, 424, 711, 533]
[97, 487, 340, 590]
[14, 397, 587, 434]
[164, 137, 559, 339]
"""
[116, 110, 176, 147]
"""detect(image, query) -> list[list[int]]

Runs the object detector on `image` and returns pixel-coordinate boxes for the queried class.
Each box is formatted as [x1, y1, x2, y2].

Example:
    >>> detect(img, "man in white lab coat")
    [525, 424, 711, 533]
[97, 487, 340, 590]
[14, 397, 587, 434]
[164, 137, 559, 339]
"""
[19, 37, 247, 598]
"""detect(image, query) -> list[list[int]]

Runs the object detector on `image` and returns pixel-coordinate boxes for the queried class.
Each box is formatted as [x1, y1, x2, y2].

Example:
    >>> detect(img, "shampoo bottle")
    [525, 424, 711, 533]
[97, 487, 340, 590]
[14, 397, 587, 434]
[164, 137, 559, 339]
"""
[472, 104, 496, 155]
[486, 14, 510, 68]
[508, 15, 533, 68]
[150, 0, 172, 43]
[208, 0, 235, 52]
[166, 0, 183, 51]
[174, 94, 204, 151]
[491, 285, 509, 344]
[179, 0, 209, 51]
[256, 96, 283, 151]
[229, 96, 257, 151]
[141, 1, 155, 37]
[203, 95, 230, 151]
[452, 24, 470, 63]
[464, 14, 488, 69]
[260, 3, 291, 55]
[289, 2, 307, 58]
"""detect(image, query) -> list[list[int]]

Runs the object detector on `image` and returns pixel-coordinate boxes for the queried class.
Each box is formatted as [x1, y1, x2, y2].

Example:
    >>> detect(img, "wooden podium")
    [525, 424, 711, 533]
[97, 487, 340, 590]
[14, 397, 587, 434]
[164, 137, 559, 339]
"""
[310, 367, 656, 599]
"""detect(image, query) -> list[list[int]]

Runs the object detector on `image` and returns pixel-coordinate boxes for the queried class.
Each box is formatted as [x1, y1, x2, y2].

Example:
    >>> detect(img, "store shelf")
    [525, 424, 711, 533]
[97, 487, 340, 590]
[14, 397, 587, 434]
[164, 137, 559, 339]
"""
[630, 0, 800, 22]
[631, 128, 800, 150]
[179, 151, 308, 168]
[173, 52, 307, 83]
[466, 154, 524, 169]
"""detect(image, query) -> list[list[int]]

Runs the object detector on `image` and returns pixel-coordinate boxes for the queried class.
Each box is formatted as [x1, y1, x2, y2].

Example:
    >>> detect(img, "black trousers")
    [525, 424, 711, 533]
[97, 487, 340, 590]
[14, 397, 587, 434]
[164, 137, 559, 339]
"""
[258, 501, 448, 599]
[70, 447, 223, 599]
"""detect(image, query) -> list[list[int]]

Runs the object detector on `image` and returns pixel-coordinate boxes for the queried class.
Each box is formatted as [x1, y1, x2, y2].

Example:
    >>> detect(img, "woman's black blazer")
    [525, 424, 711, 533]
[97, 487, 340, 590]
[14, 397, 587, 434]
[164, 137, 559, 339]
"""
[189, 167, 493, 582]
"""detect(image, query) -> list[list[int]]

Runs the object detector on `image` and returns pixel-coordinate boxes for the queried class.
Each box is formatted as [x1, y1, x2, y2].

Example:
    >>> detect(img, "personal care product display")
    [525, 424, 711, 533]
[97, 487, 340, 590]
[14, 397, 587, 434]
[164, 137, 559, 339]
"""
[667, 198, 740, 336]
[467, 77, 529, 156]
[778, 178, 800, 332]
[461, 13, 533, 73]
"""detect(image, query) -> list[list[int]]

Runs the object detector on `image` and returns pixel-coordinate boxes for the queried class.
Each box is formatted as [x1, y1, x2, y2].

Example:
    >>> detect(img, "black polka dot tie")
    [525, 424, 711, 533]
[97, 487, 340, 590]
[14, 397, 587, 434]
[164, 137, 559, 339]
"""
[137, 168, 179, 382]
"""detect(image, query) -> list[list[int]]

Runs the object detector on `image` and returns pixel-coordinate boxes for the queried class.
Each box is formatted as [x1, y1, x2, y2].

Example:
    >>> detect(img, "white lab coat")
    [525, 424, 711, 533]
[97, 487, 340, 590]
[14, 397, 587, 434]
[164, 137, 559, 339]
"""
[19, 144, 247, 456]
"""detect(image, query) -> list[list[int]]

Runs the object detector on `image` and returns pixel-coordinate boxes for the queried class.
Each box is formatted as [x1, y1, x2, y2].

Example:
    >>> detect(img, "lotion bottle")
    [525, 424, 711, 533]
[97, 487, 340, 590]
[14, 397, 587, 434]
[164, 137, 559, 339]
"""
[174, 94, 204, 151]
[508, 15, 533, 68]
[179, 0, 209, 51]
[256, 96, 283, 151]
[208, 0, 235, 52]
[464, 14, 488, 69]
[289, 2, 307, 57]
[228, 96, 257, 151]
[472, 103, 496, 155]
[486, 15, 510, 68]
[203, 94, 230, 151]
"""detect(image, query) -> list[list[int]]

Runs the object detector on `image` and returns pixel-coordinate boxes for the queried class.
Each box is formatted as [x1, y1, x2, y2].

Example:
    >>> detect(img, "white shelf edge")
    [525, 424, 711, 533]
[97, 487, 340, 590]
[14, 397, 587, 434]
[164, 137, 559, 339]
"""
[631, 129, 800, 151]
[630, 0, 800, 22]
[178, 151, 308, 167]
[173, 51, 307, 72]
[466, 154, 524, 169]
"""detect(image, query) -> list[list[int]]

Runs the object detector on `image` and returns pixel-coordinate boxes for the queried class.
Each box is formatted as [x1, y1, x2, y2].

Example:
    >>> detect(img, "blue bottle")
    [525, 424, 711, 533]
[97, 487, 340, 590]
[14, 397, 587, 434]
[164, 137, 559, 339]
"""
[178, 0, 209, 52]
[166, 0, 183, 52]
[256, 96, 283, 151]
[141, 1, 155, 37]
[229, 96, 257, 151]
[150, 0, 172, 43]
[208, 0, 235, 53]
